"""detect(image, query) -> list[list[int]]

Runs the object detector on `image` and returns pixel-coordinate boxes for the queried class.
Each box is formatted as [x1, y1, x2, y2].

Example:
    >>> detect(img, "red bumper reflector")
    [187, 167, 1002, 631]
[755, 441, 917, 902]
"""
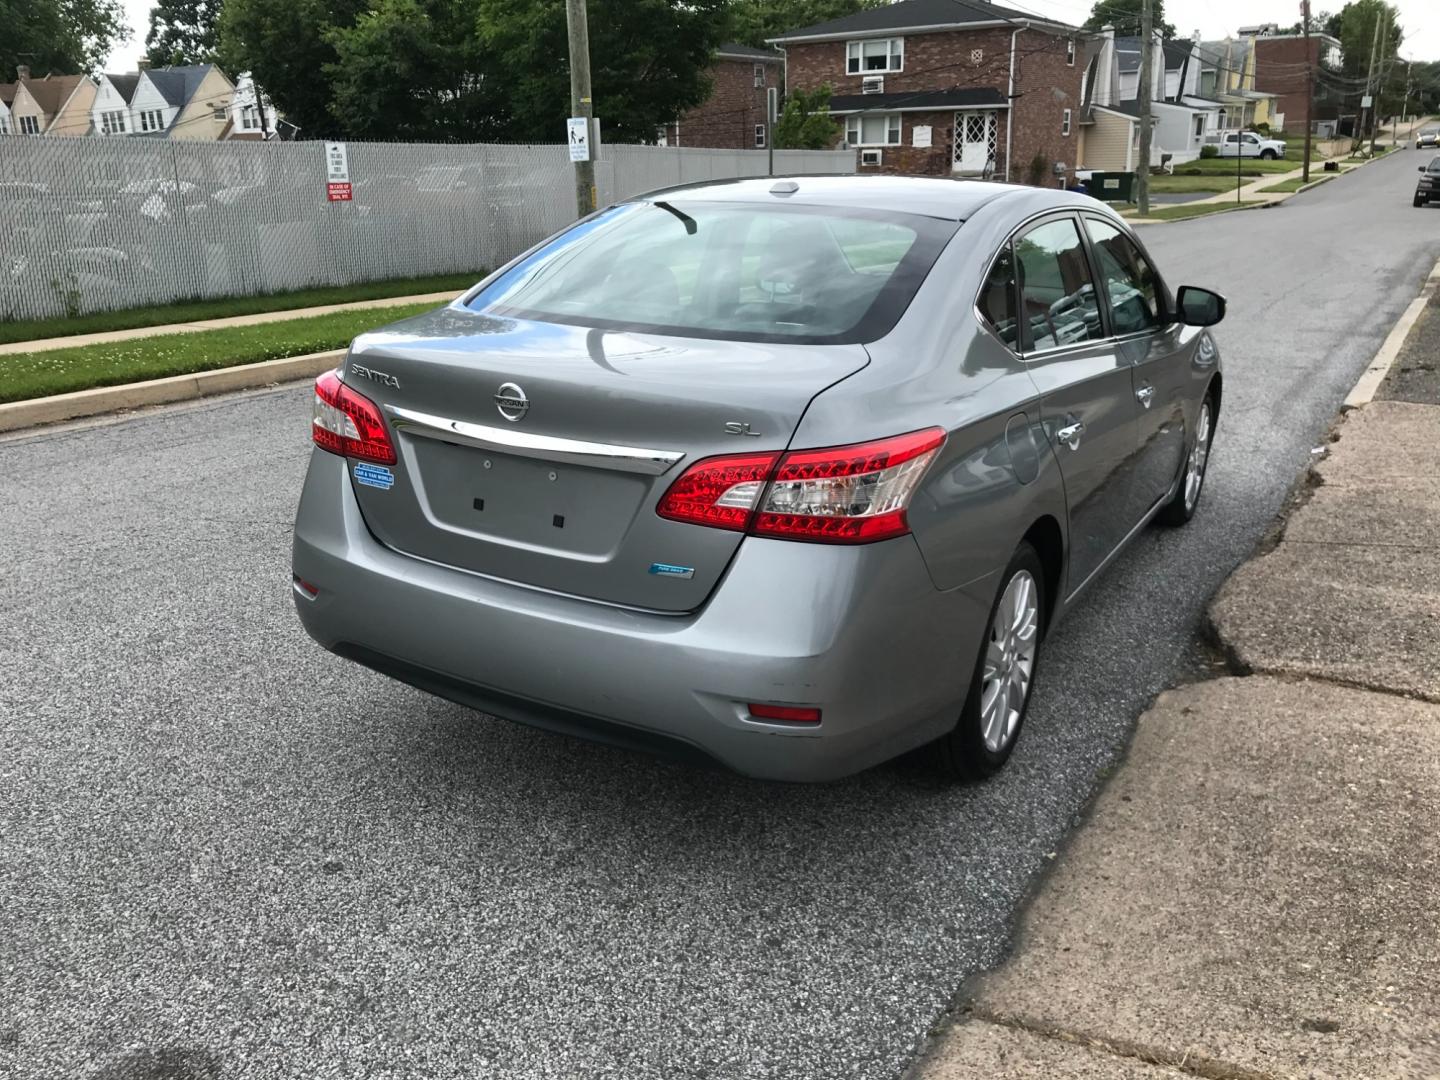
[748, 703, 822, 724]
[293, 575, 320, 596]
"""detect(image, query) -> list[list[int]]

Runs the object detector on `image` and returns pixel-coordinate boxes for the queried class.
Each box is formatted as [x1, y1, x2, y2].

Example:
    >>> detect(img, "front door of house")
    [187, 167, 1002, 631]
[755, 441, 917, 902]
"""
[953, 111, 996, 175]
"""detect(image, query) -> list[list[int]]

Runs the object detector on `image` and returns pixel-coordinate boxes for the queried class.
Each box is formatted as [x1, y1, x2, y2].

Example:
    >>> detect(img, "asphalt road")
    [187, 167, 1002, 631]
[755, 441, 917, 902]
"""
[3, 149, 1438, 1080]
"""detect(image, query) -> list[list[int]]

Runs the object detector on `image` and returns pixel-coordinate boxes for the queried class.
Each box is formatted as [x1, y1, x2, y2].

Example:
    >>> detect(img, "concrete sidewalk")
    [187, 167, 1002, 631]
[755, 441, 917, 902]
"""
[0, 289, 460, 357]
[914, 262, 1440, 1078]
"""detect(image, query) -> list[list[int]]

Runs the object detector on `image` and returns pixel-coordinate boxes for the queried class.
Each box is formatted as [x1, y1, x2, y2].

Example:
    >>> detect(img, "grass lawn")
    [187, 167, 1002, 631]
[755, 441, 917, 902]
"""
[1174, 157, 1296, 176]
[1148, 174, 1243, 193]
[1258, 175, 1334, 193]
[0, 300, 444, 404]
[1124, 200, 1267, 222]
[0, 271, 483, 347]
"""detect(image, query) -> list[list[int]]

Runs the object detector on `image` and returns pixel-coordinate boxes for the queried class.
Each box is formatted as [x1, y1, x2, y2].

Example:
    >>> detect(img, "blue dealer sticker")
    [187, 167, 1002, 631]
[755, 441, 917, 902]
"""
[649, 562, 695, 579]
[354, 463, 395, 490]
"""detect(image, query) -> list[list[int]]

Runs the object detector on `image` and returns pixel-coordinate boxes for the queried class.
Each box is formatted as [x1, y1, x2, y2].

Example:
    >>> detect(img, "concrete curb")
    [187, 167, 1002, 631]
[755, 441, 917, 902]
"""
[1344, 254, 1440, 409]
[0, 349, 343, 434]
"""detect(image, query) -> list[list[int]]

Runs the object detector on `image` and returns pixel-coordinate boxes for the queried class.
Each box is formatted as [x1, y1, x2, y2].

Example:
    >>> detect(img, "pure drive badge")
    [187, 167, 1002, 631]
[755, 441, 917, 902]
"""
[648, 562, 695, 579]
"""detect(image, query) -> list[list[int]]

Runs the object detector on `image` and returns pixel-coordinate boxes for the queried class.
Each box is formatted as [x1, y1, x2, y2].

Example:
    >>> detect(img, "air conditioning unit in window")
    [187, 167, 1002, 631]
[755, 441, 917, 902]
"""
[860, 148, 883, 166]
[861, 76, 884, 94]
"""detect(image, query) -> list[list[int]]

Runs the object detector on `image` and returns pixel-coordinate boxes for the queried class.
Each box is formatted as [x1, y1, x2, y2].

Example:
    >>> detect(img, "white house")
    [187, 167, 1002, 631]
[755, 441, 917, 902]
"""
[130, 67, 178, 135]
[0, 87, 12, 135]
[91, 73, 140, 135]
[227, 73, 279, 139]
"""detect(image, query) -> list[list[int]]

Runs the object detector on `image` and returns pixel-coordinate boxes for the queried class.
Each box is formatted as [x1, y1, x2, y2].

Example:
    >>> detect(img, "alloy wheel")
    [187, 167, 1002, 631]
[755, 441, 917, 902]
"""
[980, 570, 1039, 753]
[1184, 401, 1212, 512]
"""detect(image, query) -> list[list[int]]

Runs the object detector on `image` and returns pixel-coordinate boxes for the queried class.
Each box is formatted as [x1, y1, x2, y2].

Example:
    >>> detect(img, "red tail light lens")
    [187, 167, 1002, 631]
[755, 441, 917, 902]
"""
[754, 428, 945, 543]
[656, 451, 780, 531]
[312, 370, 396, 465]
[655, 428, 944, 544]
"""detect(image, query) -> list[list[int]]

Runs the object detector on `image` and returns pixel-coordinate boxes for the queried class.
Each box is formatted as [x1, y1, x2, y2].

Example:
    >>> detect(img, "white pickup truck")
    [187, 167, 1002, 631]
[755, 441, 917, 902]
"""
[1216, 131, 1289, 160]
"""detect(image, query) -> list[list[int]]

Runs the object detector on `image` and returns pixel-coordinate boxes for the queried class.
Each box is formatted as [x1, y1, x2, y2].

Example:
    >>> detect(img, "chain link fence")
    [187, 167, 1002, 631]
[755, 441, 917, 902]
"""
[0, 138, 854, 323]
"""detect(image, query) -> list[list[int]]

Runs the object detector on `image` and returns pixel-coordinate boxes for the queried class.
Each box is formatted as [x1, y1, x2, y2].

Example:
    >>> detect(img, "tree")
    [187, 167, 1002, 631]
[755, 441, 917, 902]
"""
[1084, 0, 1175, 41]
[218, 0, 367, 137]
[1330, 0, 1404, 116]
[326, 0, 509, 142]
[1, 0, 127, 79]
[729, 0, 887, 49]
[476, 0, 729, 144]
[145, 0, 221, 66]
[773, 86, 841, 149]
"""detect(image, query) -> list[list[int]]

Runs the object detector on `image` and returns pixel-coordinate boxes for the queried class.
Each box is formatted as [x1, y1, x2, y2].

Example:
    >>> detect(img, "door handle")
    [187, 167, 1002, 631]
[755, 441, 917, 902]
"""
[1056, 419, 1086, 450]
[1136, 384, 1155, 408]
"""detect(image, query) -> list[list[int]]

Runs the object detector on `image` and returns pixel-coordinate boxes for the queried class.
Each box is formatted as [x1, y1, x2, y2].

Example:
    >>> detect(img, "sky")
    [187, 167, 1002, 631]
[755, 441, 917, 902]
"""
[103, 0, 1440, 72]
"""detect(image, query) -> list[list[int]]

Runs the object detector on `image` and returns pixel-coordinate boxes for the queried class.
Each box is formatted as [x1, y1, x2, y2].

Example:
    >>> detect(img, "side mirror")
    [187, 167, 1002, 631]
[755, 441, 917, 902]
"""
[1176, 285, 1225, 327]
[1421, 166, 1429, 173]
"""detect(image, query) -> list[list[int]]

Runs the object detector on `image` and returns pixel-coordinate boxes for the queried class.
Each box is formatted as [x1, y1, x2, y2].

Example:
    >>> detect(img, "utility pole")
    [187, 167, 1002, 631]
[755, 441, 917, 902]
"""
[1362, 7, 1382, 153]
[565, 0, 596, 218]
[1136, 0, 1154, 215]
[1399, 59, 1412, 143]
[1370, 10, 1382, 154]
[1302, 0, 1313, 183]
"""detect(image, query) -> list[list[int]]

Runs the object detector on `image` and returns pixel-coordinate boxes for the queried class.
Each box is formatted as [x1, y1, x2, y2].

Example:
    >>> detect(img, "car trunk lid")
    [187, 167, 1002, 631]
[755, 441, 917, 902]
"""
[342, 305, 869, 612]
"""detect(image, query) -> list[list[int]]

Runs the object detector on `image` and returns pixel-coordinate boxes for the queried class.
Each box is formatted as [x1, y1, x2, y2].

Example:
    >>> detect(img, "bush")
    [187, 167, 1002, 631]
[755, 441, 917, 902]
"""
[1252, 121, 1270, 135]
[1026, 152, 1050, 186]
[1199, 144, 1219, 159]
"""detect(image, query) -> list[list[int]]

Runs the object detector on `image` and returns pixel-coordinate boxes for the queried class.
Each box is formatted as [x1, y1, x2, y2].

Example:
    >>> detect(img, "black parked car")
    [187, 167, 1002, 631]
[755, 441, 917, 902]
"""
[1416, 156, 1440, 207]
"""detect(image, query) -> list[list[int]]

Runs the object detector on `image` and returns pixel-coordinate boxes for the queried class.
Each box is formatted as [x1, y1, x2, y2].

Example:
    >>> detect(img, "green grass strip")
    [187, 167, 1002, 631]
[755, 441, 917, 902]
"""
[0, 271, 483, 346]
[1147, 174, 1245, 193]
[1258, 175, 1333, 193]
[0, 300, 444, 404]
[1124, 200, 1268, 222]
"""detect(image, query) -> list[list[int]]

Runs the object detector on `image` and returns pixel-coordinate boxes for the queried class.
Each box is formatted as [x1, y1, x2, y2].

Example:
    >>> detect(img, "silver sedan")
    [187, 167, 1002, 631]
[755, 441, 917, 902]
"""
[292, 175, 1224, 782]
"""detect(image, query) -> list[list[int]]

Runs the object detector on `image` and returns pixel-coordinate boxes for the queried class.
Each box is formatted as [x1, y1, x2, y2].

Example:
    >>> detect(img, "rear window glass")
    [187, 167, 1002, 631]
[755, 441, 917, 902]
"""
[466, 201, 956, 344]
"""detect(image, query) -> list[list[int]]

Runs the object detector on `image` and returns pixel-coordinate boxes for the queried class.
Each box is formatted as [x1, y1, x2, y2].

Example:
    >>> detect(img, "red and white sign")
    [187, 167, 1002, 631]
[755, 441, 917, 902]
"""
[325, 142, 352, 202]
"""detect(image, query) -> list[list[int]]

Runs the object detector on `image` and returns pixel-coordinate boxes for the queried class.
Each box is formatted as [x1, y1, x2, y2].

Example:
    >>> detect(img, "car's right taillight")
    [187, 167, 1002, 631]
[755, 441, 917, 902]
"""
[311, 370, 396, 465]
[656, 428, 944, 544]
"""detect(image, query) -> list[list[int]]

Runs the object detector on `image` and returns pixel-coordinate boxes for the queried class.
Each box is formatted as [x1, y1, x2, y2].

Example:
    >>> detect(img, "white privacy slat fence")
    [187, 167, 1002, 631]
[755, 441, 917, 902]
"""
[0, 139, 854, 322]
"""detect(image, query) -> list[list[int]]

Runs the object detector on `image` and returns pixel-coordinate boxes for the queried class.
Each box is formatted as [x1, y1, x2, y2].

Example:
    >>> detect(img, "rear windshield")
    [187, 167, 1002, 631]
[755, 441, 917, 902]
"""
[465, 200, 956, 344]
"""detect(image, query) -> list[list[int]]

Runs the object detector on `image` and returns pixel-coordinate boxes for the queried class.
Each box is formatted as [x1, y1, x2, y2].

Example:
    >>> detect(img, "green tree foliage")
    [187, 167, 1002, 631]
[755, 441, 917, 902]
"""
[728, 0, 887, 49]
[1330, 0, 1404, 115]
[145, 0, 220, 66]
[218, 0, 367, 137]
[0, 0, 127, 79]
[773, 85, 841, 149]
[1083, 0, 1175, 41]
[476, 0, 729, 144]
[326, 0, 508, 141]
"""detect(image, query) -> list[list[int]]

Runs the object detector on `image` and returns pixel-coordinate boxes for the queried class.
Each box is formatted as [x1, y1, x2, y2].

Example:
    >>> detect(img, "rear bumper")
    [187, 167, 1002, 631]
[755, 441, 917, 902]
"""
[292, 450, 995, 781]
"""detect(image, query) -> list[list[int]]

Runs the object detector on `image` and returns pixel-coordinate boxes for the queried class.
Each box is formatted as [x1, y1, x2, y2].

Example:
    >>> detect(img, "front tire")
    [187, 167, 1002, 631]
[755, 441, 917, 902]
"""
[931, 543, 1045, 781]
[1260, 149, 1278, 160]
[1417, 196, 1428, 208]
[1156, 394, 1215, 526]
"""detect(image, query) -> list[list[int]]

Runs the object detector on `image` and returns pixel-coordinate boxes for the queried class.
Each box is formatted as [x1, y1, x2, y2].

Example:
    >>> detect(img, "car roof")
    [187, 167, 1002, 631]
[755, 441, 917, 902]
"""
[629, 174, 1082, 222]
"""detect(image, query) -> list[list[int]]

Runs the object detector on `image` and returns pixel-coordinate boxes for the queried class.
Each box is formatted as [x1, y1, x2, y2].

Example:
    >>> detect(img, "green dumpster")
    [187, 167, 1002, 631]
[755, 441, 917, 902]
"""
[1087, 171, 1136, 202]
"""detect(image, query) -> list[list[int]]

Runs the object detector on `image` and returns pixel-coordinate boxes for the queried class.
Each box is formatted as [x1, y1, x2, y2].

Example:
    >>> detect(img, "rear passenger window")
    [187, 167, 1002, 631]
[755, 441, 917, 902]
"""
[1013, 218, 1104, 352]
[977, 245, 1020, 349]
[1084, 218, 1163, 335]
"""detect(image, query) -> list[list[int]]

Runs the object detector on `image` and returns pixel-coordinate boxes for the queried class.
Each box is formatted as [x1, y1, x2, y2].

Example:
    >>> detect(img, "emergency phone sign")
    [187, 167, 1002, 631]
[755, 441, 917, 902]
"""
[325, 141, 352, 201]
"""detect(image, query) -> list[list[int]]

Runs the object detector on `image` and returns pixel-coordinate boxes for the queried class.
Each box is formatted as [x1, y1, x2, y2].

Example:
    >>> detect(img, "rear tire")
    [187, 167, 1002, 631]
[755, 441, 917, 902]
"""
[1417, 196, 1428, 208]
[1156, 394, 1215, 526]
[931, 542, 1046, 781]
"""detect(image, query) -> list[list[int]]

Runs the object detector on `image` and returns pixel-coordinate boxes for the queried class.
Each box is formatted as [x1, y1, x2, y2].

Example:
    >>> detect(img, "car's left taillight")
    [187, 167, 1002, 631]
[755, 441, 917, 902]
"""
[311, 369, 396, 465]
[656, 427, 944, 544]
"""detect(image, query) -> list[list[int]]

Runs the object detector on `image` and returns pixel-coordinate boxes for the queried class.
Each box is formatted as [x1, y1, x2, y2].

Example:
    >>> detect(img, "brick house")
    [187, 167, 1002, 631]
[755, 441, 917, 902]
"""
[658, 43, 783, 149]
[768, 0, 1085, 183]
[1245, 29, 1344, 129]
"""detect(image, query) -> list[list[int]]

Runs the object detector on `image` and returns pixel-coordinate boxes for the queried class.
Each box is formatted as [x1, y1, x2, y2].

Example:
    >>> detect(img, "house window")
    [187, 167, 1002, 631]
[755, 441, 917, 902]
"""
[1062, 109, 1072, 136]
[140, 109, 165, 132]
[1066, 38, 1076, 65]
[241, 105, 260, 130]
[846, 38, 903, 74]
[1193, 114, 1205, 138]
[101, 109, 127, 135]
[19, 115, 40, 135]
[212, 107, 226, 122]
[754, 63, 765, 87]
[859, 148, 883, 167]
[0, 115, 8, 134]
[846, 113, 901, 146]
[754, 124, 766, 148]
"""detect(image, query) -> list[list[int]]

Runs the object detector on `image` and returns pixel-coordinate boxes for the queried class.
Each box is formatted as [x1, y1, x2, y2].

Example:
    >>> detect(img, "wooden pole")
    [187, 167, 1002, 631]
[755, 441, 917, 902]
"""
[565, 0, 596, 217]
